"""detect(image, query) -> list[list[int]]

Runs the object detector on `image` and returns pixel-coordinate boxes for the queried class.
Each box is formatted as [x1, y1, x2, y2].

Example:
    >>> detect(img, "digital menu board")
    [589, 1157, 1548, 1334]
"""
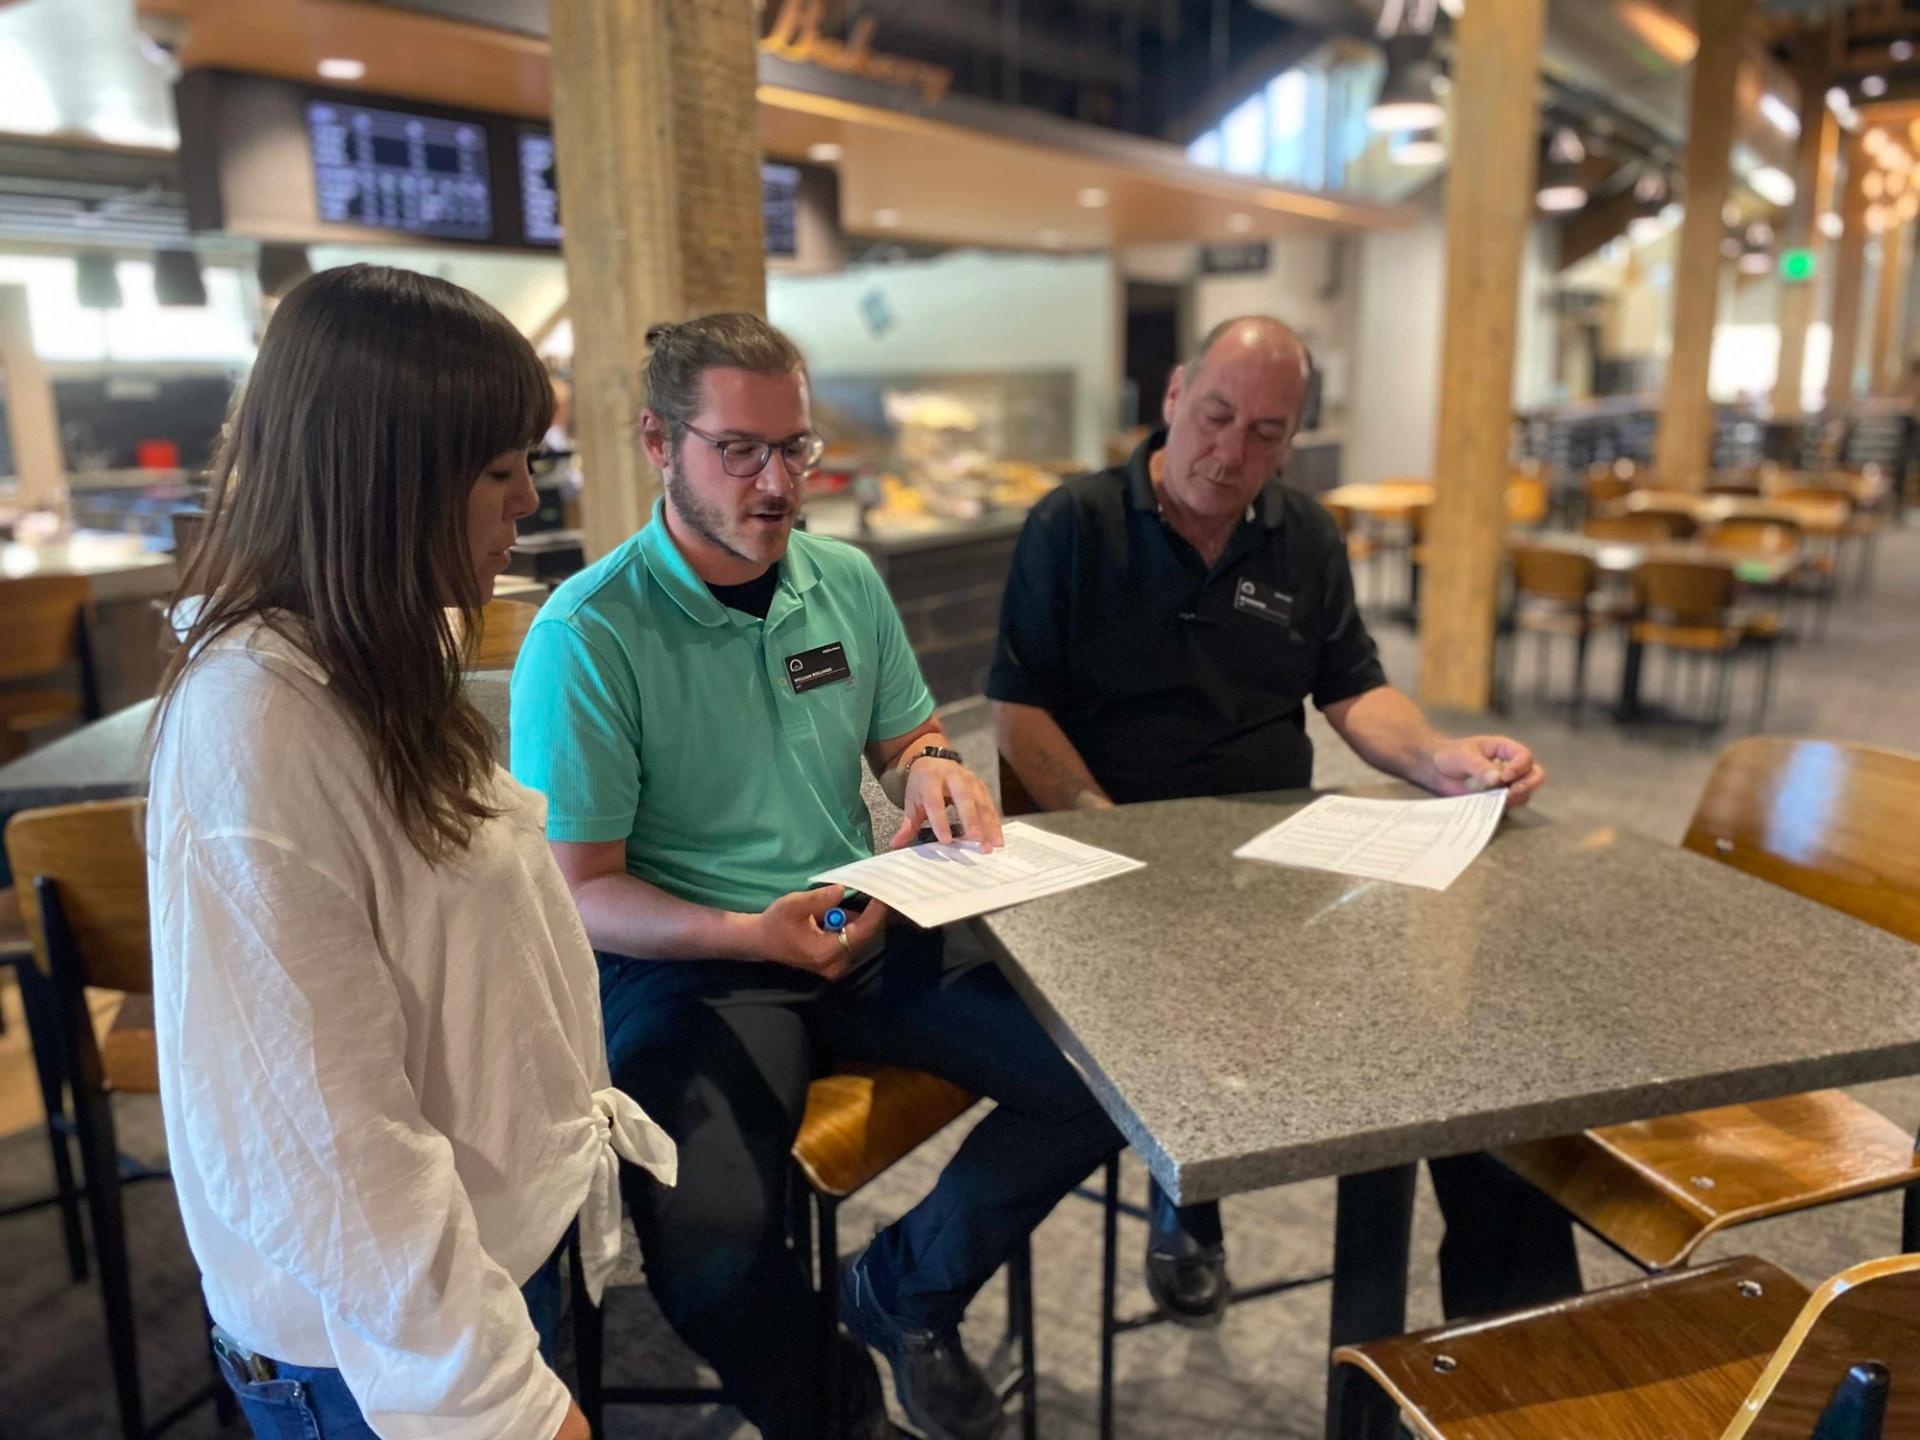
[762, 162, 799, 258]
[517, 127, 562, 244]
[307, 99, 493, 240]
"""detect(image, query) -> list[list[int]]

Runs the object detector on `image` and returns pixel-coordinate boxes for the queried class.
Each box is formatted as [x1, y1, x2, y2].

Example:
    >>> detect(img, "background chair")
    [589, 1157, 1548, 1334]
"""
[1498, 545, 1611, 725]
[1584, 511, 1681, 544]
[5, 798, 227, 1440]
[1494, 739, 1920, 1278]
[1332, 1252, 1920, 1439]
[1625, 559, 1745, 731]
[460, 597, 541, 671]
[0, 575, 99, 764]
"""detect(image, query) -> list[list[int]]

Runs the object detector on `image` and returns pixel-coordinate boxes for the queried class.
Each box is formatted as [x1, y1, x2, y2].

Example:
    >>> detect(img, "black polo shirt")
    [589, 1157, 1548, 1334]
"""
[987, 430, 1386, 805]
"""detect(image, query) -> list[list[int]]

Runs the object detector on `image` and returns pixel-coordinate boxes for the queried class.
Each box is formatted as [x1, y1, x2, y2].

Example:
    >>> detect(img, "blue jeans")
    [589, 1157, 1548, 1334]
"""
[216, 1247, 565, 1438]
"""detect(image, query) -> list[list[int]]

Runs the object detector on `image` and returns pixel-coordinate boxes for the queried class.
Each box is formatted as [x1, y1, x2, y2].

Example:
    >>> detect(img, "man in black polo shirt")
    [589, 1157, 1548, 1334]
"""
[988, 315, 1575, 1327]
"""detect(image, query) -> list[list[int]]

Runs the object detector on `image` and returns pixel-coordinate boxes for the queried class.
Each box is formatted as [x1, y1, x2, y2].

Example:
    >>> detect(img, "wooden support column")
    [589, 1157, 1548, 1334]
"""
[0, 285, 63, 509]
[1770, 72, 1835, 417]
[1418, 0, 1546, 713]
[1653, 0, 1751, 489]
[1826, 133, 1871, 406]
[1871, 217, 1914, 394]
[548, 0, 767, 560]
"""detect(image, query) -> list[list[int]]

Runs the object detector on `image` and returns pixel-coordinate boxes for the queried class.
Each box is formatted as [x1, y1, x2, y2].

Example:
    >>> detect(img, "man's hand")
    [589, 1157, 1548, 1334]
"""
[553, 1402, 592, 1440]
[1426, 735, 1547, 809]
[890, 758, 1007, 850]
[750, 886, 890, 981]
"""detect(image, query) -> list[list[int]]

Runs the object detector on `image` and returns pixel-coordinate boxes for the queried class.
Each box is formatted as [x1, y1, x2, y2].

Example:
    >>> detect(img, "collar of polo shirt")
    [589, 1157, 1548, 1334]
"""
[636, 495, 823, 627]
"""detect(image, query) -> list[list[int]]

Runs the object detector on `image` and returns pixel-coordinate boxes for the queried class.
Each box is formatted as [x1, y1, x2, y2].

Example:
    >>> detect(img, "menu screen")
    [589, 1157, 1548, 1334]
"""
[518, 128, 562, 244]
[307, 100, 493, 240]
[762, 162, 799, 257]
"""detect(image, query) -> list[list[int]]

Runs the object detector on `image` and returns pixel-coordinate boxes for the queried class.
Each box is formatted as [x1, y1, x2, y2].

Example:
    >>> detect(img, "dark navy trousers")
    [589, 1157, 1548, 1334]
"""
[599, 925, 1123, 1439]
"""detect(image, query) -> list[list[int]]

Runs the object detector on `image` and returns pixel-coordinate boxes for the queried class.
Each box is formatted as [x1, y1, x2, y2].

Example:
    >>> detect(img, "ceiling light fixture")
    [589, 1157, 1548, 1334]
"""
[1748, 165, 1797, 206]
[317, 58, 367, 82]
[1367, 31, 1446, 132]
[1738, 249, 1773, 275]
[1863, 74, 1890, 98]
[1628, 214, 1666, 244]
[1076, 187, 1109, 208]
[1758, 93, 1801, 138]
[1817, 211, 1845, 239]
[806, 142, 844, 163]
[1535, 127, 1589, 212]
[1894, 40, 1915, 62]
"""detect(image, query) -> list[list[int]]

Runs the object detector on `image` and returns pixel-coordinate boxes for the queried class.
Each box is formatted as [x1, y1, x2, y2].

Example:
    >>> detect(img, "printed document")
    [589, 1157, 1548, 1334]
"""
[1233, 790, 1509, 892]
[812, 821, 1146, 928]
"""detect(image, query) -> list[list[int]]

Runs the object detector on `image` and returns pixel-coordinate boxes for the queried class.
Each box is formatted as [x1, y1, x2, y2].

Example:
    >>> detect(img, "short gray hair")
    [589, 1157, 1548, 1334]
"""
[643, 312, 807, 437]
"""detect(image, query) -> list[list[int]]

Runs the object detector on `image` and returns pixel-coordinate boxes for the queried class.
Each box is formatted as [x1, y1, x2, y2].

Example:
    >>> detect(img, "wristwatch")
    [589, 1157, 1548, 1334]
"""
[904, 744, 964, 776]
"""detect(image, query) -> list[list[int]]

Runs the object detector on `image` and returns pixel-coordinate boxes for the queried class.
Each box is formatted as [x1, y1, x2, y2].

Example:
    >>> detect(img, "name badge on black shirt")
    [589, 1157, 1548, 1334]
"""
[1232, 578, 1295, 629]
[786, 641, 853, 693]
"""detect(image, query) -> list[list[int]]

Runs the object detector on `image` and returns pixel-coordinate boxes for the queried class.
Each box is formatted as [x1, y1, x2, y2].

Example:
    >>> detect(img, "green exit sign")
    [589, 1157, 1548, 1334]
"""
[1780, 248, 1818, 282]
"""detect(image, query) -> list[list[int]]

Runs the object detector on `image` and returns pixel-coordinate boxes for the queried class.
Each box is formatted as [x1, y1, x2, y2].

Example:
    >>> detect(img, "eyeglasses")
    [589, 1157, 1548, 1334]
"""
[683, 423, 827, 479]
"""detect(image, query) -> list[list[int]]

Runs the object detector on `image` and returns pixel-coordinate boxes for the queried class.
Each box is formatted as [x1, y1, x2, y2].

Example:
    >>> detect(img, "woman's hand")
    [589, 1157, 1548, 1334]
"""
[553, 1401, 591, 1440]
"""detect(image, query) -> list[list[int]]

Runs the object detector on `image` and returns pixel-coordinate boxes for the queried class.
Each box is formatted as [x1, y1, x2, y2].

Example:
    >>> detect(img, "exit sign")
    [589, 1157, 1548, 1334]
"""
[1780, 248, 1818, 282]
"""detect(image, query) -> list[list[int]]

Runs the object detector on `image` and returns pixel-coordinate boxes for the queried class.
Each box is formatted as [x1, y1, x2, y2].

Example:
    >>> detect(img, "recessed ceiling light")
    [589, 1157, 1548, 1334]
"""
[1758, 93, 1801, 138]
[806, 142, 844, 164]
[1226, 212, 1255, 234]
[1076, 187, 1109, 208]
[1627, 214, 1665, 244]
[1749, 165, 1796, 206]
[1817, 210, 1845, 239]
[317, 58, 367, 82]
[1863, 74, 1890, 98]
[1737, 250, 1772, 275]
[1894, 40, 1916, 62]
[873, 208, 901, 228]
[1536, 184, 1587, 213]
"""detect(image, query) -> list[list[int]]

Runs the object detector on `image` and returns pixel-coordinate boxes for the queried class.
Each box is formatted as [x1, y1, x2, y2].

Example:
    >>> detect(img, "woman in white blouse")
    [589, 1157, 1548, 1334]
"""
[146, 264, 673, 1440]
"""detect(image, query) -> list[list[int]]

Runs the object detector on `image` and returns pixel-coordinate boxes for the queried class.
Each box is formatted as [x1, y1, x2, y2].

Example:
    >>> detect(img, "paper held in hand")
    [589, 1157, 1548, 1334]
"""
[1233, 789, 1509, 892]
[811, 820, 1146, 929]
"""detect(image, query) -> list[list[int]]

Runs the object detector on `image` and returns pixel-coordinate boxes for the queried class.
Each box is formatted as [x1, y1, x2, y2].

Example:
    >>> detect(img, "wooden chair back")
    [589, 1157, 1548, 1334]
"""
[1632, 560, 1735, 625]
[1683, 738, 1920, 946]
[0, 575, 91, 683]
[1319, 499, 1353, 536]
[462, 598, 540, 671]
[998, 753, 1039, 818]
[1511, 545, 1598, 605]
[1586, 513, 1680, 544]
[4, 800, 151, 995]
[1586, 474, 1636, 510]
[1506, 475, 1552, 527]
[1723, 1253, 1920, 1438]
[1705, 519, 1801, 559]
[1616, 497, 1699, 539]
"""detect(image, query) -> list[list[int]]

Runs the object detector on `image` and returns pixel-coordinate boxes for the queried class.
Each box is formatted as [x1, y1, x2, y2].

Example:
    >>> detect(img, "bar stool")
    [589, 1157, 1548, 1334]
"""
[5, 798, 229, 1440]
[572, 1061, 1039, 1438]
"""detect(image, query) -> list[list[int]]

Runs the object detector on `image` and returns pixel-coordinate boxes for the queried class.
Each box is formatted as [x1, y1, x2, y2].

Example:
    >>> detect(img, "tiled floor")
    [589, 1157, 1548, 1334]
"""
[3, 521, 1916, 1439]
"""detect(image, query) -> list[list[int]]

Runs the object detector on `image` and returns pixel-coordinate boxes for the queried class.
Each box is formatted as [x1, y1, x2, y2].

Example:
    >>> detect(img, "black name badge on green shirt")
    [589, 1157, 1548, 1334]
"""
[786, 641, 853, 693]
[1232, 578, 1295, 629]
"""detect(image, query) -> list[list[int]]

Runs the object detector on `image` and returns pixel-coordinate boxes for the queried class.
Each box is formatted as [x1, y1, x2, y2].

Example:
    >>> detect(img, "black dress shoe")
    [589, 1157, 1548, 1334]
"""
[841, 1249, 1003, 1440]
[1145, 1189, 1231, 1329]
[833, 1328, 899, 1440]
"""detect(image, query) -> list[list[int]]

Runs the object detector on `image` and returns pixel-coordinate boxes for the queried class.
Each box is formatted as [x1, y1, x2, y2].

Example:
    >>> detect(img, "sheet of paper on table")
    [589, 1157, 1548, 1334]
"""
[1233, 789, 1509, 892]
[811, 820, 1146, 928]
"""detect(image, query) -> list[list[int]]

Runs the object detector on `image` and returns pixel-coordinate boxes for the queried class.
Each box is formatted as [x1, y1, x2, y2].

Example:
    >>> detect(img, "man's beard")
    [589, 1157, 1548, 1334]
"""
[662, 459, 789, 566]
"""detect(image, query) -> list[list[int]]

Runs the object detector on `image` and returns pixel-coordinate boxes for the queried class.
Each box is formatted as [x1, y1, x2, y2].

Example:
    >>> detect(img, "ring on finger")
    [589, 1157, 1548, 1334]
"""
[836, 929, 851, 954]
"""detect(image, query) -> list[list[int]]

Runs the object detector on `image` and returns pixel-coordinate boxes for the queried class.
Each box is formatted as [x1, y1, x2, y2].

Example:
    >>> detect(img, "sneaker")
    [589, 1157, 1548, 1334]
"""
[1144, 1191, 1230, 1329]
[840, 1248, 1003, 1440]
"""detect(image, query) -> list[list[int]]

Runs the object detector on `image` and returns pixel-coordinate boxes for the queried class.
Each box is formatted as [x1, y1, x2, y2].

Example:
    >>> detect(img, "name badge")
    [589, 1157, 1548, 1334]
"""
[1232, 578, 1295, 629]
[785, 641, 853, 693]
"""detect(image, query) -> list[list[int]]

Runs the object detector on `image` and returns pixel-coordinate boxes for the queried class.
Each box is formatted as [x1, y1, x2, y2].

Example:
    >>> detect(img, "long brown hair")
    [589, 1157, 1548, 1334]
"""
[155, 264, 553, 860]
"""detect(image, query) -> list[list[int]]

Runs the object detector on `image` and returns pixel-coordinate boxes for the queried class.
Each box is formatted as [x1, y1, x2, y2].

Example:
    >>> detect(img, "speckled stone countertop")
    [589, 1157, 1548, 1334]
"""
[971, 785, 1920, 1206]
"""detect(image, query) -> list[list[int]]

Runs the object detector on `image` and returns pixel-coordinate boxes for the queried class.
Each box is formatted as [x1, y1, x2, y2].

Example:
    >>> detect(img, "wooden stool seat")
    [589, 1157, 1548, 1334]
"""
[791, 1063, 977, 1198]
[100, 993, 160, 1096]
[1495, 1092, 1920, 1272]
[1333, 1257, 1808, 1440]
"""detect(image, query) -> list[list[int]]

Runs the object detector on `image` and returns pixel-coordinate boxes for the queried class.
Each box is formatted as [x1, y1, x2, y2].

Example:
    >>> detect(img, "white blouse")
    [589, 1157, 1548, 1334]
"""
[146, 618, 674, 1440]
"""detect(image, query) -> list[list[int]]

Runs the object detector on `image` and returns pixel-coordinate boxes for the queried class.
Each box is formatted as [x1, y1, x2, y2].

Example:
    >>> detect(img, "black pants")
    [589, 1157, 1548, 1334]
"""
[1157, 1150, 1582, 1320]
[600, 925, 1123, 1440]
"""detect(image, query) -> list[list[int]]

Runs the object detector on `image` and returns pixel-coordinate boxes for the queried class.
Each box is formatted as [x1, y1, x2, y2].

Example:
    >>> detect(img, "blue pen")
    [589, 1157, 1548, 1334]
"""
[823, 907, 848, 933]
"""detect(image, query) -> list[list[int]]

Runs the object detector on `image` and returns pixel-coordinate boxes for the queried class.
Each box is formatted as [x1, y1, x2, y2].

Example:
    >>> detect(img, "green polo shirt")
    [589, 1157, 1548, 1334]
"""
[509, 498, 934, 915]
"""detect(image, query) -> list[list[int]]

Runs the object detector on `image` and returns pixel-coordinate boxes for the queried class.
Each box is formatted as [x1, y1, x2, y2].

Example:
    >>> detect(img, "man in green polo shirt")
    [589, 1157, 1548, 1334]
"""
[510, 313, 1121, 1440]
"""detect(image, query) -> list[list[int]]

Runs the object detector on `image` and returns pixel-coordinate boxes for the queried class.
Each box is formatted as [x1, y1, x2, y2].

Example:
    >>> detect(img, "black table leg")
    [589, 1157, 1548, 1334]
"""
[1617, 634, 1645, 721]
[1323, 1163, 1416, 1440]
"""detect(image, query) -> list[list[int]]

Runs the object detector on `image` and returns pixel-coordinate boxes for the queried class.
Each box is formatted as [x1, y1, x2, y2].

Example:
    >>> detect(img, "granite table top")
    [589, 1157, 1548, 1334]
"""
[971, 784, 1920, 1206]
